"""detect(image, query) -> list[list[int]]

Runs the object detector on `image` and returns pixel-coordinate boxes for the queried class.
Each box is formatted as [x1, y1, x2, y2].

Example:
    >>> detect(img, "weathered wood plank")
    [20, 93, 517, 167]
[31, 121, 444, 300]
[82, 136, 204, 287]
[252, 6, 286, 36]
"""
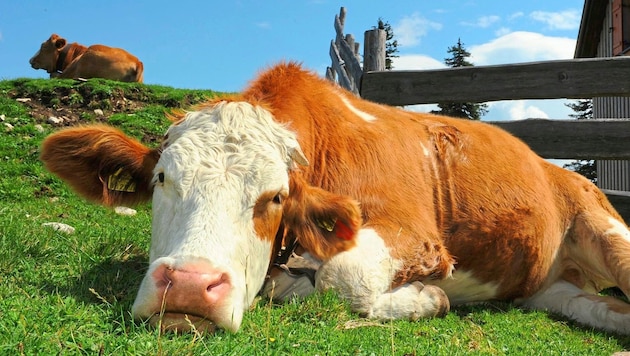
[329, 41, 353, 92]
[361, 57, 630, 106]
[335, 35, 362, 93]
[488, 118, 630, 160]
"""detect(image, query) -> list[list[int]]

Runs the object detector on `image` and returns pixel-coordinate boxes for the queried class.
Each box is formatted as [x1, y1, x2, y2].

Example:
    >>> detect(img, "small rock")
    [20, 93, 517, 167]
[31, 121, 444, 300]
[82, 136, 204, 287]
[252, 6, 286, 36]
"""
[115, 206, 137, 216]
[16, 98, 31, 103]
[0, 114, 5, 121]
[47, 116, 63, 125]
[42, 222, 76, 234]
[4, 123, 13, 131]
[94, 109, 104, 116]
[35, 124, 44, 133]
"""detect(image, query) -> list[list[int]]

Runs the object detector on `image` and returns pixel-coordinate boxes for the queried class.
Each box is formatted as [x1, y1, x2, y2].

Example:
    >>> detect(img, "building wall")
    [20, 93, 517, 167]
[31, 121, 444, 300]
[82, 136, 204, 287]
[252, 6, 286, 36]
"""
[593, 0, 630, 191]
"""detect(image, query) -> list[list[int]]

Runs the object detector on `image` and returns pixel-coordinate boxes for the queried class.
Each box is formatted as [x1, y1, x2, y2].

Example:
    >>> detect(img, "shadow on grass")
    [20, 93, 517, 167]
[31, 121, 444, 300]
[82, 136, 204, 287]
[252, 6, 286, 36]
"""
[452, 300, 630, 349]
[41, 255, 147, 308]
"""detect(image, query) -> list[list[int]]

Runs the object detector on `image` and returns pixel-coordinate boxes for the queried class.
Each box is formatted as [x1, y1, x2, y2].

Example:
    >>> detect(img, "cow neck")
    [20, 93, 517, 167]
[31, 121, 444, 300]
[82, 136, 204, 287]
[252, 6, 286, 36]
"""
[55, 45, 70, 74]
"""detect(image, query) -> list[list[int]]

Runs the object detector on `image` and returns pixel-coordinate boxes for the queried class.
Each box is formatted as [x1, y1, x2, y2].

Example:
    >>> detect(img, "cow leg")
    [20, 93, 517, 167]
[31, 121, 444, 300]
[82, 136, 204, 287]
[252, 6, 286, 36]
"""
[368, 282, 449, 320]
[520, 211, 630, 334]
[567, 212, 630, 296]
[315, 228, 450, 321]
[521, 280, 630, 334]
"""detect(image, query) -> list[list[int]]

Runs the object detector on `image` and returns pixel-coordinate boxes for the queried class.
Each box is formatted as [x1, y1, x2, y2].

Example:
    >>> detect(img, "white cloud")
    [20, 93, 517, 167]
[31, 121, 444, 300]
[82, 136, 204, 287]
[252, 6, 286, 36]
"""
[508, 100, 549, 120]
[394, 13, 442, 48]
[530, 10, 580, 30]
[462, 15, 500, 28]
[255, 22, 271, 29]
[495, 27, 511, 37]
[469, 31, 575, 65]
[391, 54, 446, 70]
[508, 12, 525, 21]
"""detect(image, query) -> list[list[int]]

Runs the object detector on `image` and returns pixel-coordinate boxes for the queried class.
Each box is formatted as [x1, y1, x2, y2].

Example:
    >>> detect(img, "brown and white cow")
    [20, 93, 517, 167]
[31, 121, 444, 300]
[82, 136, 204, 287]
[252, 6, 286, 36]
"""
[30, 34, 144, 82]
[40, 62, 630, 334]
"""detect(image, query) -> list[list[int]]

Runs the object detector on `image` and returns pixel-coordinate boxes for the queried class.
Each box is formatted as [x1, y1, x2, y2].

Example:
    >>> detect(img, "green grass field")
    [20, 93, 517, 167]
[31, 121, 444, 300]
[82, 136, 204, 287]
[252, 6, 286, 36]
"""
[1, 78, 629, 355]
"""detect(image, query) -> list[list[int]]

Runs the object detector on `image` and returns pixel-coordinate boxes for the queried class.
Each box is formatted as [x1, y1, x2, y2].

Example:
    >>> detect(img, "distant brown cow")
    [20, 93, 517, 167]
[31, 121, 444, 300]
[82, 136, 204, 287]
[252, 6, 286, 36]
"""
[29, 34, 144, 82]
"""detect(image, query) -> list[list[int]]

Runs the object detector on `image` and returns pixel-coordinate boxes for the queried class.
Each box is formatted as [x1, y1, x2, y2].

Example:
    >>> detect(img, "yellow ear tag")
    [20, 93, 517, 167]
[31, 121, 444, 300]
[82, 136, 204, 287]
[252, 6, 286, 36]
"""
[316, 217, 337, 232]
[107, 167, 137, 192]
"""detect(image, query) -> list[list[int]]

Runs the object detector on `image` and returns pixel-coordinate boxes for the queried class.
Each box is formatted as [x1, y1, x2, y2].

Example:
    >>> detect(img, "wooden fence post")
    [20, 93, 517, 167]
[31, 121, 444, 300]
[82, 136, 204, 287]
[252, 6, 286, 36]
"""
[363, 29, 386, 72]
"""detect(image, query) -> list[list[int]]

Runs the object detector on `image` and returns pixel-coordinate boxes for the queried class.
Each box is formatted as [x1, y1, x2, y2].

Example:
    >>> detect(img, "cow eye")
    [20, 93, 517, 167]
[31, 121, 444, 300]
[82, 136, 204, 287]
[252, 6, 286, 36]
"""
[157, 172, 165, 184]
[272, 193, 283, 204]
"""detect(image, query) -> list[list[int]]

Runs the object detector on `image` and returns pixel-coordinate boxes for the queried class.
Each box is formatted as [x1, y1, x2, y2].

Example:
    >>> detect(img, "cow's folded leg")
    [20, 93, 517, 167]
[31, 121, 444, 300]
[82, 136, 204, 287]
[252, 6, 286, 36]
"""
[367, 282, 450, 320]
[521, 280, 630, 334]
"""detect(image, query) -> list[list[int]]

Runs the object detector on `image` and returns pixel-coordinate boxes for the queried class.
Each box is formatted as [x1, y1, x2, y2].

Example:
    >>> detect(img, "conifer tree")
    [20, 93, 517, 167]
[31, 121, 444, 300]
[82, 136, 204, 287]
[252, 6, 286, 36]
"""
[431, 39, 488, 120]
[563, 99, 596, 182]
[377, 18, 399, 70]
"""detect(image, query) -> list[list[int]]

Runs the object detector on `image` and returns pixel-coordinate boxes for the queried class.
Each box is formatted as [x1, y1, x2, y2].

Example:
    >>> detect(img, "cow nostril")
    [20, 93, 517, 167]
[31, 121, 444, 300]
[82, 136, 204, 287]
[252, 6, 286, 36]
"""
[206, 274, 226, 292]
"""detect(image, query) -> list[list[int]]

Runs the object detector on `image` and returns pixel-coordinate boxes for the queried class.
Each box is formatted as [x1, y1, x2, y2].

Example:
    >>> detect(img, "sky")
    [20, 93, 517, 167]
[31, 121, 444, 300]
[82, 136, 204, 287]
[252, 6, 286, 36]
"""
[0, 0, 584, 122]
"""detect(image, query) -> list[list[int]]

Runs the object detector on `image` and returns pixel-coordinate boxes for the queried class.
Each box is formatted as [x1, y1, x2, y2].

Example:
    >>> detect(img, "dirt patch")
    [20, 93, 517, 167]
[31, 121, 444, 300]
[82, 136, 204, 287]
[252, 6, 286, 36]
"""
[8, 83, 151, 127]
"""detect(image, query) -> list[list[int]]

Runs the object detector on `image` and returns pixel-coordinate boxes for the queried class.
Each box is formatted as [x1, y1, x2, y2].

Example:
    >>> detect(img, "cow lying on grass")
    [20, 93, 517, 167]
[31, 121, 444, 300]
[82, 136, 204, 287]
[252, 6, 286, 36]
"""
[30, 33, 144, 82]
[40, 62, 630, 334]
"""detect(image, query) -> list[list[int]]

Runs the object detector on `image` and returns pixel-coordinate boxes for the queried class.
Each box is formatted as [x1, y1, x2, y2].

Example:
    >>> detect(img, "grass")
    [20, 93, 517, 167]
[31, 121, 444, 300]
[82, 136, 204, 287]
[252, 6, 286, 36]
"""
[1, 78, 630, 355]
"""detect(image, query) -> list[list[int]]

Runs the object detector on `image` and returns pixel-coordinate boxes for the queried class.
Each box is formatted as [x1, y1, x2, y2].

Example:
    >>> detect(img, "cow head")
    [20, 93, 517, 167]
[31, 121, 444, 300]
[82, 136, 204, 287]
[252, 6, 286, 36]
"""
[40, 100, 361, 333]
[30, 34, 67, 74]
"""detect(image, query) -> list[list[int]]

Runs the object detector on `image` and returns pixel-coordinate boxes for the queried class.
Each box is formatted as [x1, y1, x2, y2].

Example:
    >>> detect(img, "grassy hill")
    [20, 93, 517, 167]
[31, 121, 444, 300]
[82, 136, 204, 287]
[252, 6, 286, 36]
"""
[1, 78, 629, 355]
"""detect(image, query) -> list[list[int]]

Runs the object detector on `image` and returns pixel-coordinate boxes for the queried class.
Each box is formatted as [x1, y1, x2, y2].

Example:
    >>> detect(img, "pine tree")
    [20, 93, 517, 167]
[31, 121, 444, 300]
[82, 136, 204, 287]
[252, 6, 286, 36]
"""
[431, 39, 488, 120]
[566, 99, 593, 120]
[377, 18, 399, 70]
[563, 99, 596, 182]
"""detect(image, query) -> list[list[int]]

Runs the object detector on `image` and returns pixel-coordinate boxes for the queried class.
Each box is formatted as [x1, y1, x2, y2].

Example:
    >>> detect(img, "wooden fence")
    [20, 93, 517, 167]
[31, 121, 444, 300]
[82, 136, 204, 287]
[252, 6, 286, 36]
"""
[326, 7, 630, 223]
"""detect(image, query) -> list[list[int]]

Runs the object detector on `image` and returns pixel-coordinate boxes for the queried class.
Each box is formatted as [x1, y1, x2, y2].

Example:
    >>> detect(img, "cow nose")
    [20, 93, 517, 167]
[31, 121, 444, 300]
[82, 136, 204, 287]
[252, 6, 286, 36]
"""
[150, 262, 231, 330]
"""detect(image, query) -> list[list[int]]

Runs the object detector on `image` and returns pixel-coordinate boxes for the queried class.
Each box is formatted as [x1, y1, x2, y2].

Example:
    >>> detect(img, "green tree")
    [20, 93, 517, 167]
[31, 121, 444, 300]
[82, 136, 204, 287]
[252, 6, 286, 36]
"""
[377, 18, 399, 70]
[566, 99, 593, 120]
[431, 39, 488, 120]
[563, 99, 596, 182]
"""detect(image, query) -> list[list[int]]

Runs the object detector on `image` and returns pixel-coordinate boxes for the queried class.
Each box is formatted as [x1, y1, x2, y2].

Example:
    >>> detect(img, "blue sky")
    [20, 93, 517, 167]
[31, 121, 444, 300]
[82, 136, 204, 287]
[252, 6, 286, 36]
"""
[1, 0, 584, 122]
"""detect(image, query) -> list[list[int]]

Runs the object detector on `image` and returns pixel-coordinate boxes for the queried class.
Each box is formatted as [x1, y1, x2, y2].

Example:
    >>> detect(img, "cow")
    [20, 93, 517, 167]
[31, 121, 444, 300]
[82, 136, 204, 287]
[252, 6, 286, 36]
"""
[40, 62, 630, 334]
[29, 34, 144, 82]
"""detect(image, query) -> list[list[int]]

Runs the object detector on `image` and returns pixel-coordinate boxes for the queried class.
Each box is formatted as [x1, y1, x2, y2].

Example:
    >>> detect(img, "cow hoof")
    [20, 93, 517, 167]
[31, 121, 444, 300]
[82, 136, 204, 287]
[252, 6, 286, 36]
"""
[411, 282, 450, 318]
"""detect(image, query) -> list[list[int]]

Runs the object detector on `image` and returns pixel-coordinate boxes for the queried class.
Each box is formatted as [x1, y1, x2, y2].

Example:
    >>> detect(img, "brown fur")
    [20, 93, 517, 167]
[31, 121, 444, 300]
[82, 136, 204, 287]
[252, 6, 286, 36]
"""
[30, 34, 144, 82]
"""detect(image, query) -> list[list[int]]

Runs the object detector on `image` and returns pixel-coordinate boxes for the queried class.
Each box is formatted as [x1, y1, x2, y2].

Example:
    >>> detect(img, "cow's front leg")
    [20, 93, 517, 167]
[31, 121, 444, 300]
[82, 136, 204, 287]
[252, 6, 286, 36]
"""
[369, 282, 449, 320]
[315, 228, 450, 321]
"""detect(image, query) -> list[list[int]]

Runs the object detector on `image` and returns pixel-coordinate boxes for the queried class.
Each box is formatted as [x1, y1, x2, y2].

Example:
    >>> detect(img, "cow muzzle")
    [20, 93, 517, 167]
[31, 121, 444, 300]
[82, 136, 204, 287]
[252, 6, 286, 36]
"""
[132, 259, 241, 333]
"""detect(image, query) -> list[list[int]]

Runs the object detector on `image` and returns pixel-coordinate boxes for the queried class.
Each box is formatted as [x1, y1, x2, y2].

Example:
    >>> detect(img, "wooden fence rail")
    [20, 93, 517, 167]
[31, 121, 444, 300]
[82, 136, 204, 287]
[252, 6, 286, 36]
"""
[489, 118, 630, 160]
[361, 56, 630, 106]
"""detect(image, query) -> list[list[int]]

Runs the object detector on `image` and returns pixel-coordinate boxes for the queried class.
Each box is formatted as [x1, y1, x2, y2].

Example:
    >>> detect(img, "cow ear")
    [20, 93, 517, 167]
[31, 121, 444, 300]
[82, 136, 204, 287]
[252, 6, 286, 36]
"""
[290, 146, 309, 166]
[40, 125, 160, 207]
[54, 37, 66, 49]
[283, 176, 362, 260]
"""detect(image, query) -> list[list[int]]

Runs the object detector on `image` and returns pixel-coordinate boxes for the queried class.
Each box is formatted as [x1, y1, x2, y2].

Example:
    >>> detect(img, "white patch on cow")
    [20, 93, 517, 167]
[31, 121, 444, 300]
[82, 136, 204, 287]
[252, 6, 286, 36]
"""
[340, 95, 378, 122]
[418, 141, 430, 156]
[132, 101, 303, 332]
[521, 280, 630, 334]
[317, 228, 450, 319]
[428, 270, 499, 305]
[316, 228, 401, 311]
[605, 217, 630, 243]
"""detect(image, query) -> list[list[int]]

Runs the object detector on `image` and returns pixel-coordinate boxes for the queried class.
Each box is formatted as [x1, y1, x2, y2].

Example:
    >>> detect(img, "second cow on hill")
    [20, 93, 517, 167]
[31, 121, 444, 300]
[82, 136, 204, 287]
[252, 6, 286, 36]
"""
[29, 34, 144, 83]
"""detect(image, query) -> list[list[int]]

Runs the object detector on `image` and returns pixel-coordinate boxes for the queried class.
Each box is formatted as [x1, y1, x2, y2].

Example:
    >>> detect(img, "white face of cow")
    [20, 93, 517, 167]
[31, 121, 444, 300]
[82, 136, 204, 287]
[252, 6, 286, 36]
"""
[131, 101, 305, 333]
